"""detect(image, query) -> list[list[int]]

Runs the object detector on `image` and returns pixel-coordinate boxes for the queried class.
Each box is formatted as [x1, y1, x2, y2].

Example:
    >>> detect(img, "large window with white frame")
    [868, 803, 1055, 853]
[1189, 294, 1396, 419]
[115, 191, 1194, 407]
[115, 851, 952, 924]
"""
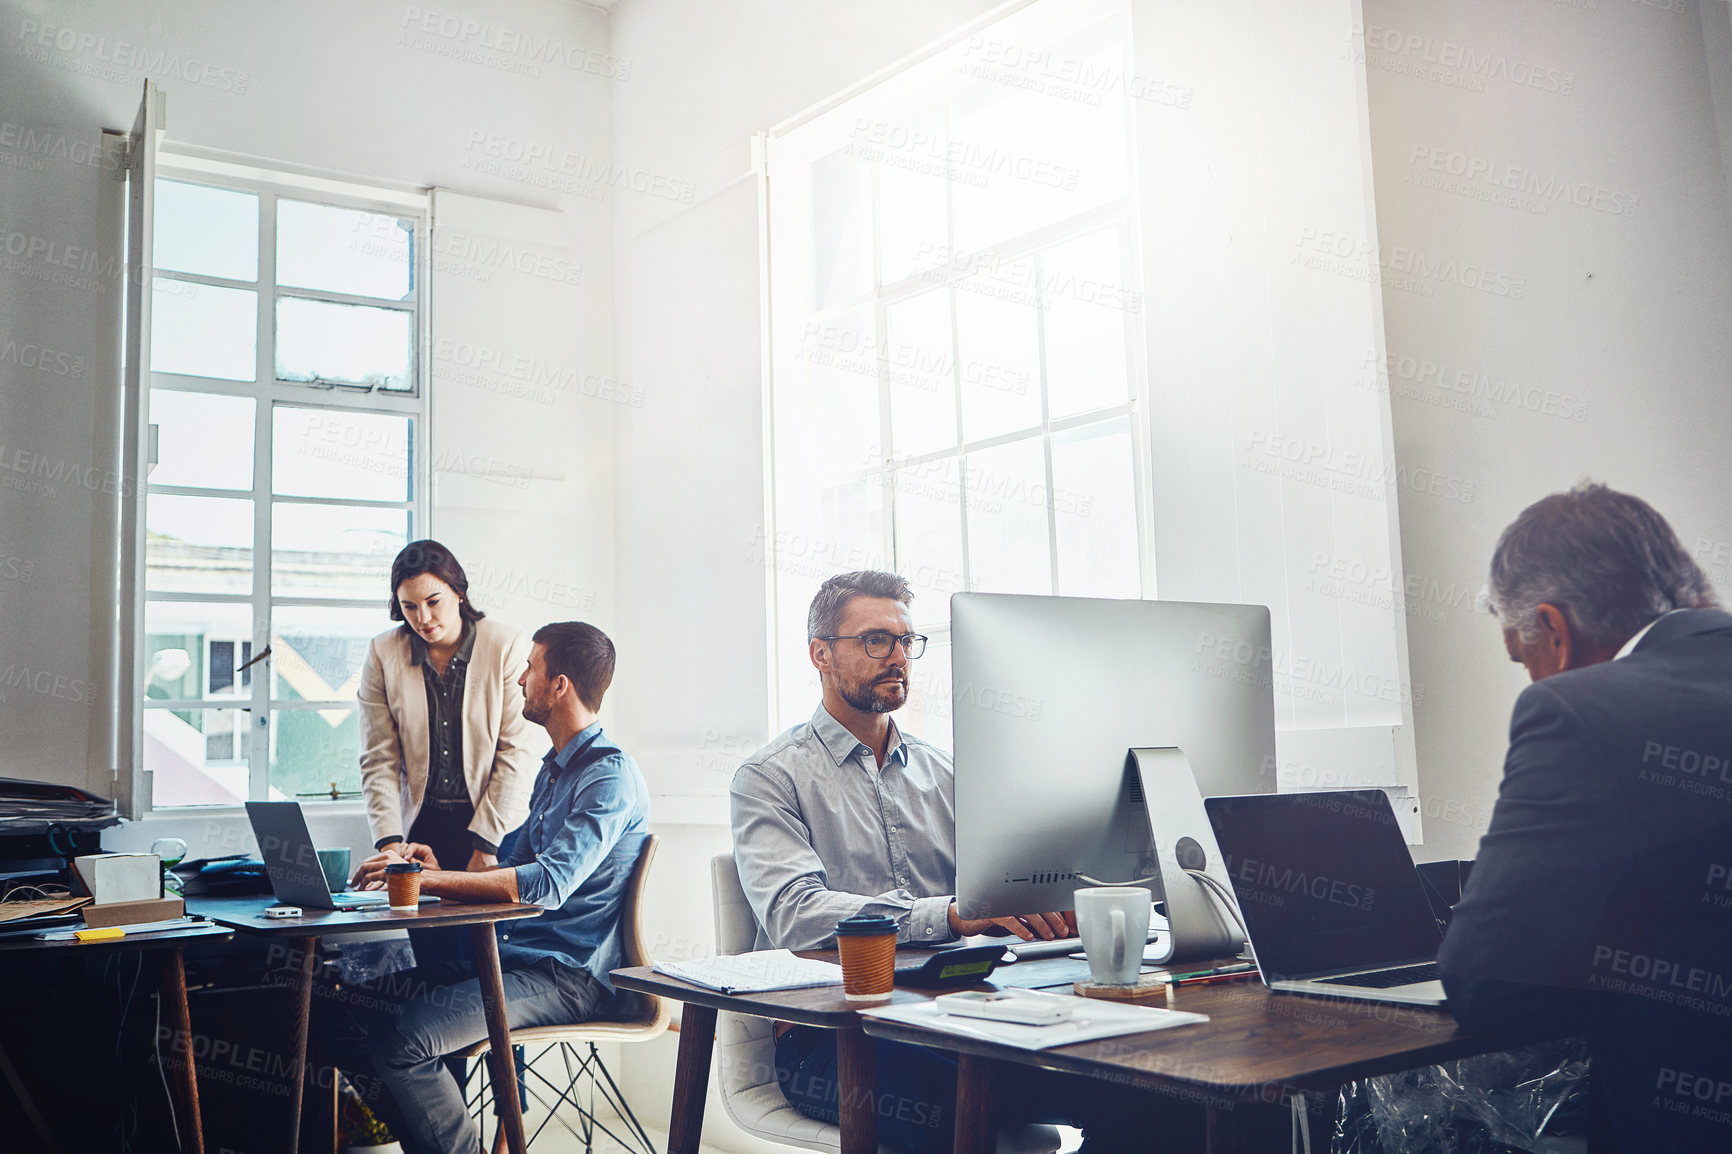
[764, 0, 1147, 748]
[141, 161, 427, 809]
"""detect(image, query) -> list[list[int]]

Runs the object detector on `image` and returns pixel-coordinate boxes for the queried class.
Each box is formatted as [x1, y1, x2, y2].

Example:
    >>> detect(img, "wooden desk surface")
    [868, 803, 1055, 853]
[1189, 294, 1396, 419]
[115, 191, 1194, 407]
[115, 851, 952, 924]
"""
[0, 920, 233, 953]
[615, 954, 1541, 1101]
[189, 895, 541, 936]
[865, 975, 1541, 1101]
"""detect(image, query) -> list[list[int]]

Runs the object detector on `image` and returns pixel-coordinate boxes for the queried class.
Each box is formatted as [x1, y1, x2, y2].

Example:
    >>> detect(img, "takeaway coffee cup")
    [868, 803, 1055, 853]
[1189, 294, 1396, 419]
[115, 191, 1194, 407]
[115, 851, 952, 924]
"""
[834, 913, 897, 1001]
[1075, 886, 1152, 986]
[316, 847, 351, 894]
[385, 861, 423, 911]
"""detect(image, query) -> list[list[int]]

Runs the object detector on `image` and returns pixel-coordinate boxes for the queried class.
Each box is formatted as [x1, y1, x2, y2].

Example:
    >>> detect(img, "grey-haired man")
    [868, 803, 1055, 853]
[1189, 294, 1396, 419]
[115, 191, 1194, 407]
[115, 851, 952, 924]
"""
[1440, 484, 1732, 1153]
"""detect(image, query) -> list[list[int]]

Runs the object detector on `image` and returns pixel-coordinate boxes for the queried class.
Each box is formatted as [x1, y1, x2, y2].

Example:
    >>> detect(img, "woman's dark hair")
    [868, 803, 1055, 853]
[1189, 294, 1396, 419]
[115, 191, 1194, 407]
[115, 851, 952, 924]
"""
[388, 539, 485, 624]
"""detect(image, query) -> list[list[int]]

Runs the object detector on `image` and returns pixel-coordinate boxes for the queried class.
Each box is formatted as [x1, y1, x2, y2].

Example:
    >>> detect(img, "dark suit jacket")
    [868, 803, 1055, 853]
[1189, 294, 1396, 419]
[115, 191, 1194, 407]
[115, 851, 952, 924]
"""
[1439, 608, 1732, 1153]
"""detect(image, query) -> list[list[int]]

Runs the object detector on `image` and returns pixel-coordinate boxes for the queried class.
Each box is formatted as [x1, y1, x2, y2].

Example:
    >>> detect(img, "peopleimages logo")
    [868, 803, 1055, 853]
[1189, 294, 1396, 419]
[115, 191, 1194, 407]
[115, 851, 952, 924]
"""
[1231, 855, 1375, 911]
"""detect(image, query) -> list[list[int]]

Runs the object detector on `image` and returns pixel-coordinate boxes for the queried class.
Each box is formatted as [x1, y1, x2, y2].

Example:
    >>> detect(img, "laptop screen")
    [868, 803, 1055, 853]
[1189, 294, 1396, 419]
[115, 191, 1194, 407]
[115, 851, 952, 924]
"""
[1205, 790, 1442, 979]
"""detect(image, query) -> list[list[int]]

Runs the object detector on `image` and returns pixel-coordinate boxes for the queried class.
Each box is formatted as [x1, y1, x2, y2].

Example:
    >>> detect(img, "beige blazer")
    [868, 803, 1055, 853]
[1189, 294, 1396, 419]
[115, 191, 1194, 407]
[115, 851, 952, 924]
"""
[357, 617, 538, 852]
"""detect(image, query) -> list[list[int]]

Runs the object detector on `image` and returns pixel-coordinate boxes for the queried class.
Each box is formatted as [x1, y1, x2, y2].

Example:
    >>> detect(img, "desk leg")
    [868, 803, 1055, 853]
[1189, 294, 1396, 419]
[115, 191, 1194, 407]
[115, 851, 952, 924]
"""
[668, 1004, 715, 1154]
[158, 948, 205, 1154]
[835, 1025, 878, 1154]
[954, 1052, 996, 1154]
[471, 923, 527, 1154]
[283, 935, 316, 1154]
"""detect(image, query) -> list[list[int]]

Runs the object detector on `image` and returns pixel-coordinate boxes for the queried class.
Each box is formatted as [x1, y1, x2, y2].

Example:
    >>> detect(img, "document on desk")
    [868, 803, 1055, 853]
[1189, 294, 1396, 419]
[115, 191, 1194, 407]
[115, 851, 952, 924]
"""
[653, 950, 843, 994]
[861, 996, 1207, 1051]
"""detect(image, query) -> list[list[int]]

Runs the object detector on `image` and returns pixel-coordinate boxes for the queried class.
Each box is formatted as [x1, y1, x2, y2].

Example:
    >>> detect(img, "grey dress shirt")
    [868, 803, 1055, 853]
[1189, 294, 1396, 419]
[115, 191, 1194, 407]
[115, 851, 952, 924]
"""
[730, 704, 958, 950]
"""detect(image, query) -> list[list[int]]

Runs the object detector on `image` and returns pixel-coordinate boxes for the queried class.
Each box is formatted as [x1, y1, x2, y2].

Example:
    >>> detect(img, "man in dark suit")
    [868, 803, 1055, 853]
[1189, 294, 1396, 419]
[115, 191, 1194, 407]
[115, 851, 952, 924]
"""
[1439, 483, 1732, 1153]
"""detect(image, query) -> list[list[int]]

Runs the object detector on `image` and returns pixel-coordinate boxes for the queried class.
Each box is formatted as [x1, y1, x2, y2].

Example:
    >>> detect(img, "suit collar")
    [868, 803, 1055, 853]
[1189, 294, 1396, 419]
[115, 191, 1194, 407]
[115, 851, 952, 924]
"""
[1629, 607, 1732, 654]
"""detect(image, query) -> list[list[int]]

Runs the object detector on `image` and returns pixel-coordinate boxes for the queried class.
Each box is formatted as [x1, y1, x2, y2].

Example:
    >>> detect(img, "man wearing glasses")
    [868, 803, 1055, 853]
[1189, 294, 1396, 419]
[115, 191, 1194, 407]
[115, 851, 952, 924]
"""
[733, 570, 1172, 1153]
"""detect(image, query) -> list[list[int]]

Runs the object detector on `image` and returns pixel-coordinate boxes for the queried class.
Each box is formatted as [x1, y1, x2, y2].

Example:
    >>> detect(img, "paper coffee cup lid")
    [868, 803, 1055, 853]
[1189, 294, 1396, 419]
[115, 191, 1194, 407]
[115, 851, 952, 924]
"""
[835, 913, 895, 936]
[385, 862, 422, 873]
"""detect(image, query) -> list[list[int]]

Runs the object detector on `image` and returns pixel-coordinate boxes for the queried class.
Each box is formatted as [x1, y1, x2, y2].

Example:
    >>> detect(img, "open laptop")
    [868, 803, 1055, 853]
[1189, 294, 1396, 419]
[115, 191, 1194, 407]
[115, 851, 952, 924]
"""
[246, 801, 436, 911]
[1204, 789, 1447, 1007]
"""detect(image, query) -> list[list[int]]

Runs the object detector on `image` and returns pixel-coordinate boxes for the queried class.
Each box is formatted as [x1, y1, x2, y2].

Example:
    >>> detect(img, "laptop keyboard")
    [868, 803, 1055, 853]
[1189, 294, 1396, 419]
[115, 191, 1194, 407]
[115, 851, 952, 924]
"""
[1316, 962, 1440, 989]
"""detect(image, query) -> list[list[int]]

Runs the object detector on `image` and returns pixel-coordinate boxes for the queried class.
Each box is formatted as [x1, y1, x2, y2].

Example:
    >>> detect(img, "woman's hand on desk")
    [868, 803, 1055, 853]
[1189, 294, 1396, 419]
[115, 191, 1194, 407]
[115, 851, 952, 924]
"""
[948, 903, 1074, 941]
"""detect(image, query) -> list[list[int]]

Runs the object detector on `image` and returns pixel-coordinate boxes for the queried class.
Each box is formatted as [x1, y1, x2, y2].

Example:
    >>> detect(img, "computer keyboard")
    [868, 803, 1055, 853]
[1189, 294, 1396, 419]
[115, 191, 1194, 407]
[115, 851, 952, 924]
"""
[1317, 962, 1440, 989]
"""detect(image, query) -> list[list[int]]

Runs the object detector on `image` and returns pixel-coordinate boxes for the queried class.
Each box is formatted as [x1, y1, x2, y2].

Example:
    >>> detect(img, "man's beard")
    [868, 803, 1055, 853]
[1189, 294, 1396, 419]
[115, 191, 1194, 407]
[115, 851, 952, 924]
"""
[522, 693, 550, 727]
[838, 672, 907, 714]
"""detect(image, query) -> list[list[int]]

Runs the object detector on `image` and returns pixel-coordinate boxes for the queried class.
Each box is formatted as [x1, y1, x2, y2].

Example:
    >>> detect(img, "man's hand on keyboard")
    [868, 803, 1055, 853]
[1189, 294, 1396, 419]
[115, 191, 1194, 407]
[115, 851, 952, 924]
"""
[948, 904, 1075, 941]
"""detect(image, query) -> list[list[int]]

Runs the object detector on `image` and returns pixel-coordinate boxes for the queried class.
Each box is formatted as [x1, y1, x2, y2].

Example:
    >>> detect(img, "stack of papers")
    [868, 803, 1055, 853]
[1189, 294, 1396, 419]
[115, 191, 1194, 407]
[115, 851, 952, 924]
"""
[862, 994, 1207, 1051]
[654, 950, 843, 994]
[0, 776, 117, 833]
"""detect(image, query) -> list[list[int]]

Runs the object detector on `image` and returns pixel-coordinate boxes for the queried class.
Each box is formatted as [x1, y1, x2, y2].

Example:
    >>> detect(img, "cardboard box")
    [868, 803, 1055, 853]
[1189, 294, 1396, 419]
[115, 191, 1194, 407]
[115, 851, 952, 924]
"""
[81, 896, 185, 929]
[73, 853, 161, 903]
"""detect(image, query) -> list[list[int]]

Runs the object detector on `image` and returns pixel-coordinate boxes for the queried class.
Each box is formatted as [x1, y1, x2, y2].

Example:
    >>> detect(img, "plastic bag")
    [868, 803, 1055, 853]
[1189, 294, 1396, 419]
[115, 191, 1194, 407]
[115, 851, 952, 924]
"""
[1332, 1039, 1591, 1154]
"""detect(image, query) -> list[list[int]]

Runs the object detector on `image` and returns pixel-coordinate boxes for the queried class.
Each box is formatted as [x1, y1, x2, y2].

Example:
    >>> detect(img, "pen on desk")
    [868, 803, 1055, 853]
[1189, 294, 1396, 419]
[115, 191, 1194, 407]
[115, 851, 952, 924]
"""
[1166, 962, 1254, 982]
[1166, 969, 1258, 988]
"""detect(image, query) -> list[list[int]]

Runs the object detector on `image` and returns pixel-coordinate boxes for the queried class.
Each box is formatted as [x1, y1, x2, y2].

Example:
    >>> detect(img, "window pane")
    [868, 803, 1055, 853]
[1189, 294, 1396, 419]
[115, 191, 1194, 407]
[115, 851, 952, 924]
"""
[271, 503, 408, 599]
[965, 438, 1051, 594]
[275, 297, 413, 391]
[144, 601, 255, 701]
[903, 638, 952, 755]
[885, 290, 956, 459]
[146, 494, 253, 594]
[1042, 231, 1129, 418]
[272, 605, 391, 702]
[875, 105, 949, 285]
[145, 707, 251, 806]
[271, 707, 362, 802]
[148, 389, 255, 491]
[811, 147, 874, 311]
[272, 406, 411, 501]
[948, 27, 1127, 253]
[956, 291, 1041, 441]
[151, 280, 257, 381]
[794, 307, 882, 484]
[894, 461, 966, 614]
[154, 179, 258, 282]
[277, 199, 414, 301]
[1052, 419, 1140, 598]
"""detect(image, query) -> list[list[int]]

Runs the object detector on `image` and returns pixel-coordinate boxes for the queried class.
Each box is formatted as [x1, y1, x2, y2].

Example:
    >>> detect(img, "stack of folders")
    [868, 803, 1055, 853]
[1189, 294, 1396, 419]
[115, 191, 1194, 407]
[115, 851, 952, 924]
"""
[0, 777, 118, 832]
[653, 950, 843, 994]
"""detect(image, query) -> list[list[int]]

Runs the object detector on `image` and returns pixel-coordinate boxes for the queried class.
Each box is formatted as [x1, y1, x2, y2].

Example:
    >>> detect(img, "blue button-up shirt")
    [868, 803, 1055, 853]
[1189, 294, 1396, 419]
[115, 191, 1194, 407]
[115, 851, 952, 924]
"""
[497, 723, 650, 991]
[731, 705, 958, 951]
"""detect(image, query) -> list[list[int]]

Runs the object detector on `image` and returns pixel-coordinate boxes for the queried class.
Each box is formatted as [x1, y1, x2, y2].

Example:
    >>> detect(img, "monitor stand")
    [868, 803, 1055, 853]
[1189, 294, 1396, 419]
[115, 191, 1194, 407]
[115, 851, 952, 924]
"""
[1127, 746, 1245, 965]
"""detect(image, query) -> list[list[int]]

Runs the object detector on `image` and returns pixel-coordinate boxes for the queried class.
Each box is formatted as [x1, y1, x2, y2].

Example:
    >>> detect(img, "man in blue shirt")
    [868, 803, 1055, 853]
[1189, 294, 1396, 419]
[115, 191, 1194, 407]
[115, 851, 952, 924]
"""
[337, 620, 650, 1154]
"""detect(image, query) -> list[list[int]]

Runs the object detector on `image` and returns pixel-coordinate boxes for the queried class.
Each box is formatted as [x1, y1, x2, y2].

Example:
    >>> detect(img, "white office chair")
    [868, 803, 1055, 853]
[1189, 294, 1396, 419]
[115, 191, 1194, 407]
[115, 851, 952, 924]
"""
[710, 854, 1061, 1154]
[464, 835, 671, 1154]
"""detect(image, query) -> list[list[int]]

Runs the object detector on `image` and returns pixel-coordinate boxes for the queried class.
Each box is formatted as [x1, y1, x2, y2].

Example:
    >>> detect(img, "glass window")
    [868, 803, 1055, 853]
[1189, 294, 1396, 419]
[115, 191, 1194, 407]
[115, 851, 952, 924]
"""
[276, 199, 414, 300]
[276, 297, 414, 391]
[142, 170, 424, 808]
[150, 280, 258, 381]
[148, 389, 256, 491]
[764, 6, 1147, 739]
[154, 180, 259, 282]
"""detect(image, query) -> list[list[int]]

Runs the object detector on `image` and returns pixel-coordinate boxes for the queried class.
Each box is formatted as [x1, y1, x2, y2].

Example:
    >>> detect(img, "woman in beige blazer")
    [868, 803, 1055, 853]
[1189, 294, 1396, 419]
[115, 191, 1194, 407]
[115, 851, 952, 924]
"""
[358, 541, 537, 898]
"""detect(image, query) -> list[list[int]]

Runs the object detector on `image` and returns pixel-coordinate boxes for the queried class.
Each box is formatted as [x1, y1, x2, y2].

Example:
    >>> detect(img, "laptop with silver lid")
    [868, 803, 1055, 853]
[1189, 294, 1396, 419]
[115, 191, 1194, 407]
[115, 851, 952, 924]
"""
[246, 801, 403, 911]
[1204, 789, 1447, 1008]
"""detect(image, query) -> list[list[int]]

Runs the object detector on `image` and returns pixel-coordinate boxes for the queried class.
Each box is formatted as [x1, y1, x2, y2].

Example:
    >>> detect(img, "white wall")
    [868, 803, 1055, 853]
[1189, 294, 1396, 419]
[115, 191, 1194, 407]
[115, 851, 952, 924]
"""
[1, 0, 619, 867]
[1360, 0, 1732, 861]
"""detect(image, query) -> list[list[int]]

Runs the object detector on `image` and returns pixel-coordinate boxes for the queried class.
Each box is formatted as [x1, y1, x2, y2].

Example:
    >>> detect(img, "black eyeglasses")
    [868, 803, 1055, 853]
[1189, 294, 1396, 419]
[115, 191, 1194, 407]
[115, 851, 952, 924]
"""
[818, 632, 928, 659]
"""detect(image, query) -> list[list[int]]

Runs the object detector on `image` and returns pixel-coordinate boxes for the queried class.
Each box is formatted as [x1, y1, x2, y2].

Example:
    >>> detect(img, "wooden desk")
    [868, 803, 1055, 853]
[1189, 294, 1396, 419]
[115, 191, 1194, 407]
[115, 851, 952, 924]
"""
[190, 896, 541, 1154]
[0, 920, 233, 1154]
[864, 971, 1544, 1154]
[614, 958, 1543, 1154]
[609, 963, 939, 1154]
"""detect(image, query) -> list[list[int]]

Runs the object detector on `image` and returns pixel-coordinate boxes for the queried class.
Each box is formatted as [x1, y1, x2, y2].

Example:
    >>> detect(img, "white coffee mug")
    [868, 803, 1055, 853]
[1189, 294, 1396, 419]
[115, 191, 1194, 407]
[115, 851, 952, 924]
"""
[1075, 886, 1153, 986]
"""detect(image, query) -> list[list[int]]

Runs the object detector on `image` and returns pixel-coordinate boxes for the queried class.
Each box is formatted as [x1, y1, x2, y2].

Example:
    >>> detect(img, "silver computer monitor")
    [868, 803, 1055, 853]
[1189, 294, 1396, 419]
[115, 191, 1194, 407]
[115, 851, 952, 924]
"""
[953, 593, 1277, 920]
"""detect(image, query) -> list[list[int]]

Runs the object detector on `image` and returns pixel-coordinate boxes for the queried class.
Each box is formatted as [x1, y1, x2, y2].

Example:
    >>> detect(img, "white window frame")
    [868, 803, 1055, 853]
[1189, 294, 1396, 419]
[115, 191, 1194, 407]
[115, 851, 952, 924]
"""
[139, 154, 431, 812]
